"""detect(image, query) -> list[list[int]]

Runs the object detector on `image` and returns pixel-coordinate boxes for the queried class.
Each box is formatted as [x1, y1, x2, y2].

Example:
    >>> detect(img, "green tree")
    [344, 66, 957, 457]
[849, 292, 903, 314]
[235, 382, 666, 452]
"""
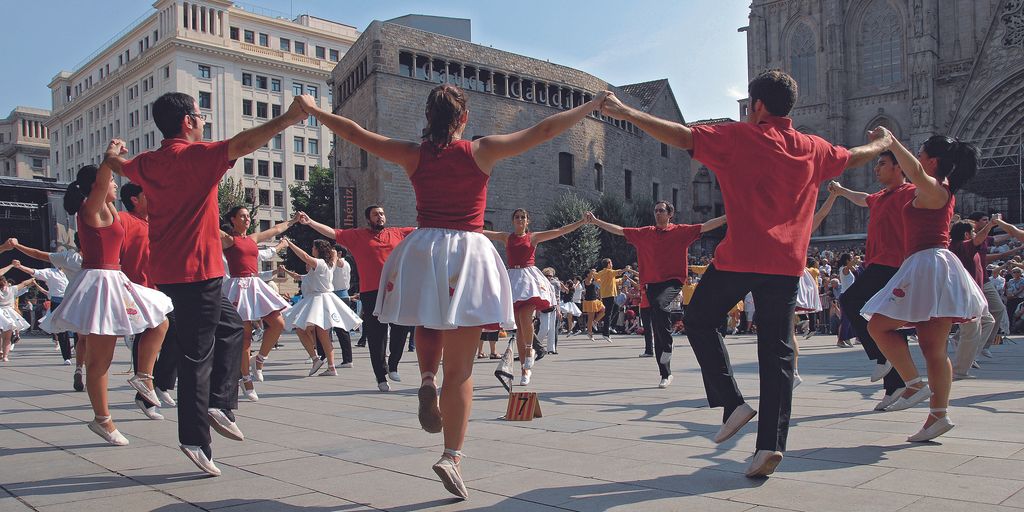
[631, 197, 656, 229]
[218, 176, 259, 234]
[541, 191, 600, 279]
[593, 194, 637, 267]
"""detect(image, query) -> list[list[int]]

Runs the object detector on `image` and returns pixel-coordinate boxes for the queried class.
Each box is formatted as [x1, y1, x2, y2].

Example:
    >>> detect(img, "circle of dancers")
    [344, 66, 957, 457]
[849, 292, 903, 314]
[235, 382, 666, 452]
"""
[0, 67, 996, 496]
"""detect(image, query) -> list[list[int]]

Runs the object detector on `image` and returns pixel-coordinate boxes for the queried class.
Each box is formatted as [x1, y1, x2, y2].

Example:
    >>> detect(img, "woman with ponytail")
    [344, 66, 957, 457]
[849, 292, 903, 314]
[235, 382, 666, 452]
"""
[295, 84, 608, 499]
[220, 207, 296, 401]
[281, 238, 361, 377]
[43, 140, 173, 446]
[862, 131, 985, 442]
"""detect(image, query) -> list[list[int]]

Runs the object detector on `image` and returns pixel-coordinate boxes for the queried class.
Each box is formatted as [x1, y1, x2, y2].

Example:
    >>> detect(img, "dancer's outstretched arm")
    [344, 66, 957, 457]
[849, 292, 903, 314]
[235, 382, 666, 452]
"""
[296, 97, 421, 172]
[701, 215, 727, 232]
[586, 212, 624, 237]
[251, 213, 300, 243]
[284, 239, 317, 271]
[482, 231, 509, 243]
[227, 97, 308, 160]
[882, 128, 949, 209]
[811, 191, 839, 232]
[472, 92, 608, 173]
[828, 181, 869, 207]
[601, 91, 692, 149]
[297, 212, 338, 239]
[531, 214, 588, 244]
[6, 238, 56, 264]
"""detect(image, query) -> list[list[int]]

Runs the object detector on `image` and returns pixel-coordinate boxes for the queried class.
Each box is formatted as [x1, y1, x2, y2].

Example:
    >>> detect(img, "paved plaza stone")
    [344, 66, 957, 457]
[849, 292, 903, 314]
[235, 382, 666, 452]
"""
[1, 331, 1023, 511]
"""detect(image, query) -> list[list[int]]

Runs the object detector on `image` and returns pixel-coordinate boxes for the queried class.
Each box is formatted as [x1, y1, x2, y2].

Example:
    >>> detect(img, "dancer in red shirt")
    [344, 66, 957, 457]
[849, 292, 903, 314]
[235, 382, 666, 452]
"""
[588, 203, 725, 388]
[863, 131, 985, 442]
[600, 70, 891, 476]
[44, 142, 173, 447]
[297, 85, 607, 498]
[483, 209, 587, 386]
[220, 207, 297, 401]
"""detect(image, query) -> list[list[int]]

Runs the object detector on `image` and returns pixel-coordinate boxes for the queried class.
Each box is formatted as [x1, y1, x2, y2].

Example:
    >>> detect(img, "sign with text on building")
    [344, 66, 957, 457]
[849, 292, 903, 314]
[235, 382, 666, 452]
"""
[341, 186, 357, 229]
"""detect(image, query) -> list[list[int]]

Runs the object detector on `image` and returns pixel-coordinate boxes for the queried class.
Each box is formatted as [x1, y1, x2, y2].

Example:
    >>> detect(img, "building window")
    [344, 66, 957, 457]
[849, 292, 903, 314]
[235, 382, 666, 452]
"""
[661, 143, 669, 158]
[294, 137, 305, 153]
[594, 163, 603, 192]
[258, 188, 270, 206]
[307, 85, 318, 98]
[280, 38, 291, 51]
[315, 46, 326, 59]
[242, 73, 252, 87]
[259, 219, 271, 231]
[198, 64, 211, 79]
[202, 123, 212, 140]
[273, 161, 282, 177]
[672, 187, 679, 212]
[163, 66, 170, 79]
[307, 115, 318, 127]
[274, 190, 283, 207]
[558, 152, 573, 186]
[859, 1, 902, 88]
[652, 182, 660, 202]
[243, 30, 255, 44]
[308, 138, 319, 155]
[244, 187, 255, 203]
[229, 27, 239, 40]
[256, 75, 268, 89]
[790, 23, 817, 99]
[329, 49, 340, 62]
[32, 158, 44, 169]
[294, 164, 306, 180]
[256, 102, 268, 119]
[271, 78, 281, 92]
[258, 33, 269, 47]
[272, 104, 281, 118]
[258, 160, 269, 177]
[624, 169, 633, 200]
[244, 158, 254, 175]
[292, 83, 303, 96]
[294, 41, 305, 55]
[272, 134, 282, 150]
[242, 99, 252, 116]
[198, 91, 211, 109]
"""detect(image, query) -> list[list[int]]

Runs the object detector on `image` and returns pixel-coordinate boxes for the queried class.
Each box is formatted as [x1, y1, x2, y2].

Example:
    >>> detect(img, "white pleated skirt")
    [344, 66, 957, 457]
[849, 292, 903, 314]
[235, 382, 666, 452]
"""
[283, 292, 361, 331]
[223, 276, 290, 322]
[861, 247, 986, 324]
[560, 301, 582, 316]
[508, 266, 554, 310]
[796, 270, 822, 312]
[375, 228, 516, 330]
[41, 269, 173, 336]
[0, 306, 29, 332]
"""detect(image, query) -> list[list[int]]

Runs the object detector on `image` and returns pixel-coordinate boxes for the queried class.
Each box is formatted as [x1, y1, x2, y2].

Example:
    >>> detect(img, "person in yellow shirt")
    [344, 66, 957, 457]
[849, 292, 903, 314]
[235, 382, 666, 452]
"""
[594, 258, 626, 341]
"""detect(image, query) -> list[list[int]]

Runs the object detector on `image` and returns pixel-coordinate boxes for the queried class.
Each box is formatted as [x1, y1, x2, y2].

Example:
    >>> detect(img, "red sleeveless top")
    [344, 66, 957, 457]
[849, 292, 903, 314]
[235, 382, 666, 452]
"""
[78, 208, 125, 270]
[902, 185, 955, 256]
[410, 140, 489, 232]
[507, 233, 536, 268]
[224, 235, 259, 277]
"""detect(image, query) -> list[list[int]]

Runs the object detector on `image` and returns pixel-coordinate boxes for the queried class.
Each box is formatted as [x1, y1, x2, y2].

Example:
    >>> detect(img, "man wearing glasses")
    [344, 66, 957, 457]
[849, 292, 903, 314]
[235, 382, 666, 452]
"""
[586, 204, 725, 389]
[104, 92, 310, 476]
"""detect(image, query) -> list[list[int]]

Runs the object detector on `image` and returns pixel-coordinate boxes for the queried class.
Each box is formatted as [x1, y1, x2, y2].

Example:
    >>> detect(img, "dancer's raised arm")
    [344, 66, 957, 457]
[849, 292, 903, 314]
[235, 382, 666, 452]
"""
[811, 190, 839, 232]
[5, 238, 56, 264]
[587, 212, 624, 237]
[297, 212, 337, 239]
[250, 213, 300, 243]
[284, 239, 317, 270]
[828, 181, 869, 207]
[701, 215, 727, 233]
[601, 91, 692, 149]
[881, 128, 950, 208]
[530, 213, 588, 244]
[297, 96, 421, 172]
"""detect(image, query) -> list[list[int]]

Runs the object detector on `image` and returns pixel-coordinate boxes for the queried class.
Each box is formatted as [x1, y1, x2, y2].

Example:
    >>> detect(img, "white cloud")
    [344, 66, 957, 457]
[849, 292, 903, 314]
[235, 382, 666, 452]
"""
[725, 85, 746, 99]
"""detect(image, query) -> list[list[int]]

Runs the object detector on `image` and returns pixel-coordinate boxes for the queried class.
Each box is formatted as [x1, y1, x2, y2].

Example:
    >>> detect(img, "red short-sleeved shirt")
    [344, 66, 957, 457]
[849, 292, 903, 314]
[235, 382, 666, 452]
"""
[335, 227, 415, 293]
[951, 239, 985, 286]
[119, 211, 152, 288]
[623, 224, 702, 284]
[121, 138, 234, 285]
[690, 117, 851, 276]
[864, 183, 916, 268]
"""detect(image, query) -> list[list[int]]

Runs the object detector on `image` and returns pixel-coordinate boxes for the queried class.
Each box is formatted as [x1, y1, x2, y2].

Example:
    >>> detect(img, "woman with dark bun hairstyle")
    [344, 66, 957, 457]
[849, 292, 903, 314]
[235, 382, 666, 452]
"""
[220, 206, 296, 401]
[43, 140, 173, 447]
[863, 131, 986, 442]
[295, 84, 607, 499]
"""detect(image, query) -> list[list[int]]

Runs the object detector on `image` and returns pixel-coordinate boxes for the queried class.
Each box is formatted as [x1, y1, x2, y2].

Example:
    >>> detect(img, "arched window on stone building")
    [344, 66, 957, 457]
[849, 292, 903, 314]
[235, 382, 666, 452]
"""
[859, 0, 903, 88]
[693, 167, 713, 214]
[789, 23, 817, 100]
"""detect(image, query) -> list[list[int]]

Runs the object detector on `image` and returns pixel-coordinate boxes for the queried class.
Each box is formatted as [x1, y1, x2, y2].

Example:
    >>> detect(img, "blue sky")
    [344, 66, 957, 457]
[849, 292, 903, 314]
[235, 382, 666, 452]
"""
[0, 0, 750, 121]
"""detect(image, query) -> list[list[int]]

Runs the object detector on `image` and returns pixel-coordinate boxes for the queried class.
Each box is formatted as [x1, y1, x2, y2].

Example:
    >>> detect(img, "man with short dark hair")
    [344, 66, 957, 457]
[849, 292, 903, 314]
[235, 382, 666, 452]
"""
[965, 211, 1017, 358]
[600, 69, 891, 476]
[301, 206, 415, 391]
[104, 91, 310, 476]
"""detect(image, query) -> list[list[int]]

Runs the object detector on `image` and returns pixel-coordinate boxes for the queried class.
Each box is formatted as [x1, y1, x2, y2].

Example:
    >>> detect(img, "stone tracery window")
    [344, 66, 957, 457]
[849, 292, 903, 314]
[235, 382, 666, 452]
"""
[789, 24, 817, 100]
[859, 0, 903, 88]
[1004, 0, 1024, 48]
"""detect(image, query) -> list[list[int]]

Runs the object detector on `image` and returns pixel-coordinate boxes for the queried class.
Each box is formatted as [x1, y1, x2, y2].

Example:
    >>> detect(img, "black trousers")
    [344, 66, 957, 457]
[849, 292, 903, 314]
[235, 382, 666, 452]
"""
[601, 297, 618, 337]
[315, 296, 354, 364]
[647, 280, 682, 378]
[388, 324, 413, 371]
[685, 264, 798, 452]
[640, 306, 654, 354]
[838, 264, 906, 394]
[360, 290, 391, 383]
[159, 278, 244, 449]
